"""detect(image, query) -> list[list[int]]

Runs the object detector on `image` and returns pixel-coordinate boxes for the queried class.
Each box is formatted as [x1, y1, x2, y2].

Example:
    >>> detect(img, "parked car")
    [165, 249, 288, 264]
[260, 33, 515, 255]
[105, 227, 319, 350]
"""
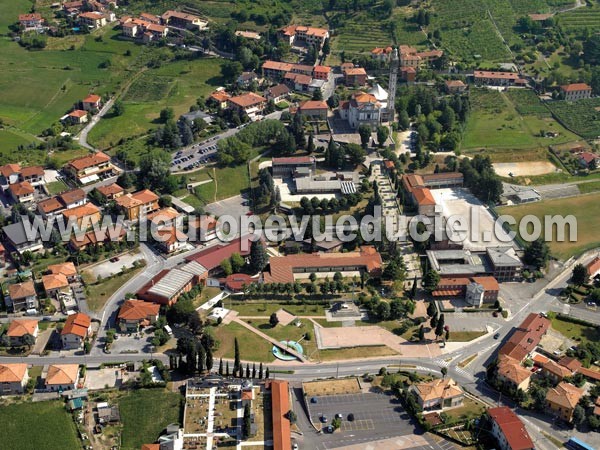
[320, 415, 328, 423]
[493, 333, 500, 340]
[110, 257, 119, 263]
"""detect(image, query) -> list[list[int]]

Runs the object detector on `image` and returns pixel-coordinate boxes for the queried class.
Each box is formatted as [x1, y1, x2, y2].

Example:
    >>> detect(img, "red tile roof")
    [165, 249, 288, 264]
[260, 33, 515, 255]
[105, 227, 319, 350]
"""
[228, 92, 267, 108]
[412, 187, 436, 206]
[561, 83, 592, 92]
[67, 152, 110, 171]
[474, 70, 520, 80]
[61, 313, 91, 338]
[186, 236, 253, 271]
[0, 163, 21, 177]
[82, 94, 101, 104]
[20, 165, 44, 177]
[269, 379, 292, 450]
[222, 273, 253, 291]
[488, 407, 534, 450]
[97, 183, 123, 197]
[7, 319, 38, 337]
[499, 313, 549, 361]
[264, 246, 382, 283]
[9, 181, 34, 196]
[299, 100, 328, 111]
[262, 61, 294, 72]
[272, 156, 314, 165]
[118, 299, 160, 321]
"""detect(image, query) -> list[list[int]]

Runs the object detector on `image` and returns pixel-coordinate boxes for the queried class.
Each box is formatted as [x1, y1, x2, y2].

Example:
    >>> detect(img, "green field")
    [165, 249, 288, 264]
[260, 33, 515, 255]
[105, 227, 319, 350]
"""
[119, 389, 182, 450]
[546, 98, 600, 139]
[498, 192, 600, 259]
[184, 163, 251, 205]
[463, 88, 578, 151]
[87, 58, 224, 150]
[212, 321, 275, 362]
[551, 315, 600, 343]
[0, 401, 80, 450]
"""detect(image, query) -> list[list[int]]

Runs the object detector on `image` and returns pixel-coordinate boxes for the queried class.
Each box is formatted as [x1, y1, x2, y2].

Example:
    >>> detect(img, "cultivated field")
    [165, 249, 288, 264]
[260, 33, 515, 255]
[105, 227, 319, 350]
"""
[0, 400, 80, 450]
[463, 88, 579, 151]
[546, 98, 600, 139]
[498, 192, 600, 260]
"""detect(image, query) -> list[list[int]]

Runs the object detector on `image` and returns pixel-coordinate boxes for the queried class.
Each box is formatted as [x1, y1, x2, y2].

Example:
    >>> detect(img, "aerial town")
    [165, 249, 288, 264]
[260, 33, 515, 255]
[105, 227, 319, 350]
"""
[2, 0, 600, 449]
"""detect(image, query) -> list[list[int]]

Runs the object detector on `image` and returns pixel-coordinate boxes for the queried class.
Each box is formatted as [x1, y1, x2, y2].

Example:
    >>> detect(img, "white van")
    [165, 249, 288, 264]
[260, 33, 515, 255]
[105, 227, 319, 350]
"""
[164, 325, 173, 336]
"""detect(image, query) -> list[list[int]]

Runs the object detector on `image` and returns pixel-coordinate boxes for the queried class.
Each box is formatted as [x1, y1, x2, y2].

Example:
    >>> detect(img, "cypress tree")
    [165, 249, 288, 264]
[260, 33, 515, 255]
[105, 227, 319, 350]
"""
[252, 363, 256, 378]
[226, 361, 230, 377]
[258, 362, 263, 379]
[219, 358, 223, 376]
[234, 338, 240, 374]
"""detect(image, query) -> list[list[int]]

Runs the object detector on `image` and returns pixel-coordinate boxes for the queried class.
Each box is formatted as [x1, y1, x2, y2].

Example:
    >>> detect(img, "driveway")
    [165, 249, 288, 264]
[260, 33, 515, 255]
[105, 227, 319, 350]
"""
[81, 251, 145, 281]
[204, 194, 249, 218]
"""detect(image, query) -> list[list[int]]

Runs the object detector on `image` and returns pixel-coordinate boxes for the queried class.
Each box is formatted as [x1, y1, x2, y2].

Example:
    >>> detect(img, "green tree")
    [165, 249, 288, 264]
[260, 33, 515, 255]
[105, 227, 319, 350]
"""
[524, 238, 550, 270]
[435, 314, 445, 340]
[441, 367, 448, 378]
[221, 258, 233, 276]
[422, 270, 440, 294]
[269, 312, 279, 327]
[572, 263, 588, 286]
[219, 358, 223, 376]
[230, 253, 245, 273]
[243, 403, 251, 438]
[376, 126, 389, 147]
[418, 325, 425, 341]
[430, 312, 438, 329]
[111, 100, 124, 117]
[250, 240, 269, 272]
[159, 107, 174, 123]
[358, 124, 371, 147]
[426, 301, 436, 318]
[234, 338, 241, 374]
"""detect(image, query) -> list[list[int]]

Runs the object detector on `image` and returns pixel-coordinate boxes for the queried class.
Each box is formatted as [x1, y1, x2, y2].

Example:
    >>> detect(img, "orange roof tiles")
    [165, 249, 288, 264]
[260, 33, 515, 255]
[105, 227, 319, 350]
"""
[97, 183, 123, 197]
[412, 187, 436, 206]
[474, 70, 520, 80]
[412, 378, 464, 402]
[0, 364, 28, 383]
[59, 188, 86, 205]
[48, 262, 77, 278]
[228, 92, 267, 108]
[264, 246, 382, 283]
[499, 313, 549, 361]
[82, 94, 101, 104]
[561, 83, 592, 92]
[488, 407, 534, 450]
[344, 67, 367, 76]
[543, 359, 573, 379]
[46, 364, 79, 385]
[270, 380, 291, 450]
[67, 152, 111, 171]
[19, 13, 42, 21]
[62, 203, 100, 220]
[118, 299, 160, 321]
[20, 165, 44, 177]
[7, 319, 38, 337]
[61, 313, 91, 338]
[147, 207, 181, 223]
[546, 382, 584, 410]
[8, 281, 36, 300]
[42, 273, 70, 292]
[263, 61, 294, 72]
[69, 109, 88, 118]
[9, 181, 34, 196]
[0, 163, 21, 177]
[497, 355, 531, 386]
[299, 100, 328, 111]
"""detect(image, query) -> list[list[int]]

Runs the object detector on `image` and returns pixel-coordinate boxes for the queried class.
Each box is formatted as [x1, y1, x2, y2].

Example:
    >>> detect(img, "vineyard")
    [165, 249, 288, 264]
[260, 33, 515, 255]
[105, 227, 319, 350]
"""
[547, 98, 600, 139]
[558, 3, 600, 33]
[505, 89, 552, 117]
[330, 11, 394, 56]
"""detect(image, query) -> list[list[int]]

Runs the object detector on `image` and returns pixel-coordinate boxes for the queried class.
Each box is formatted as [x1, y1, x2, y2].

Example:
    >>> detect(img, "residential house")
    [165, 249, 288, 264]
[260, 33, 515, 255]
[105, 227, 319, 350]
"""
[237, 71, 259, 88]
[371, 46, 393, 62]
[115, 189, 160, 221]
[474, 71, 526, 87]
[63, 1, 84, 15]
[154, 226, 188, 254]
[6, 281, 37, 312]
[0, 364, 29, 395]
[400, 66, 416, 83]
[96, 183, 124, 201]
[48, 262, 78, 282]
[185, 235, 254, 276]
[61, 313, 92, 350]
[19, 13, 43, 28]
[560, 83, 592, 101]
[262, 61, 294, 80]
[59, 188, 87, 209]
[142, 23, 169, 43]
[81, 94, 101, 111]
[264, 84, 290, 103]
[187, 215, 218, 242]
[19, 166, 45, 187]
[147, 207, 181, 228]
[0, 163, 21, 187]
[496, 355, 532, 392]
[313, 65, 331, 81]
[343, 67, 367, 87]
[66, 110, 88, 125]
[262, 246, 383, 283]
[8, 181, 35, 204]
[558, 356, 583, 374]
[576, 151, 600, 169]
[284, 72, 312, 92]
[117, 299, 160, 333]
[488, 407, 534, 450]
[64, 152, 117, 185]
[445, 80, 467, 94]
[61, 203, 101, 230]
[298, 100, 328, 120]
[541, 358, 573, 384]
[140, 12, 161, 24]
[6, 319, 39, 347]
[209, 90, 231, 109]
[499, 313, 550, 362]
[79, 11, 107, 28]
[269, 379, 292, 450]
[69, 227, 126, 252]
[278, 25, 329, 48]
[160, 10, 207, 30]
[42, 273, 70, 298]
[45, 364, 79, 391]
[409, 378, 464, 410]
[546, 382, 584, 422]
[339, 92, 382, 129]
[2, 222, 43, 254]
[227, 93, 267, 119]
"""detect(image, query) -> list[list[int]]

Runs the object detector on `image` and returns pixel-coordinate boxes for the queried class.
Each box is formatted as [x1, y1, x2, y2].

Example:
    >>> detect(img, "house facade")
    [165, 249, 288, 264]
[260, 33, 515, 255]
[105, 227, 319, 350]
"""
[339, 92, 382, 129]
[6, 281, 37, 312]
[6, 319, 39, 347]
[45, 364, 79, 391]
[0, 364, 29, 395]
[115, 189, 160, 221]
[64, 152, 117, 185]
[546, 382, 584, 422]
[488, 407, 534, 450]
[560, 83, 592, 101]
[61, 313, 91, 350]
[117, 299, 160, 333]
[409, 378, 464, 410]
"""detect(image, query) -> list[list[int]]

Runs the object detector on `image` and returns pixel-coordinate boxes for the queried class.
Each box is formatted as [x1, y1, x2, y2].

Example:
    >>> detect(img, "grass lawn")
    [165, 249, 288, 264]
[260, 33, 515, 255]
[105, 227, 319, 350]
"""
[119, 389, 182, 450]
[0, 400, 80, 450]
[248, 319, 318, 359]
[230, 301, 327, 317]
[318, 345, 398, 361]
[195, 286, 222, 307]
[83, 267, 144, 311]
[211, 322, 274, 362]
[577, 181, 600, 194]
[462, 89, 578, 151]
[498, 193, 600, 260]
[46, 179, 69, 195]
[444, 396, 487, 421]
[448, 331, 486, 342]
[550, 316, 600, 344]
[192, 164, 250, 204]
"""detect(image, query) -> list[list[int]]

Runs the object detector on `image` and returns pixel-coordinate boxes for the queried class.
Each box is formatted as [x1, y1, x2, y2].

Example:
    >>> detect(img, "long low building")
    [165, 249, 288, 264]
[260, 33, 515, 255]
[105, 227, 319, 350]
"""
[269, 379, 292, 450]
[263, 246, 382, 283]
[432, 276, 499, 306]
[402, 172, 463, 216]
[137, 268, 195, 306]
[498, 313, 550, 362]
[427, 247, 523, 281]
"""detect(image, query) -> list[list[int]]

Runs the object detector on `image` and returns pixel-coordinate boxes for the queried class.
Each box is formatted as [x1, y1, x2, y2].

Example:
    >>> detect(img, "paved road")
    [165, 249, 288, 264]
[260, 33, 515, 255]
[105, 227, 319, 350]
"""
[76, 97, 115, 151]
